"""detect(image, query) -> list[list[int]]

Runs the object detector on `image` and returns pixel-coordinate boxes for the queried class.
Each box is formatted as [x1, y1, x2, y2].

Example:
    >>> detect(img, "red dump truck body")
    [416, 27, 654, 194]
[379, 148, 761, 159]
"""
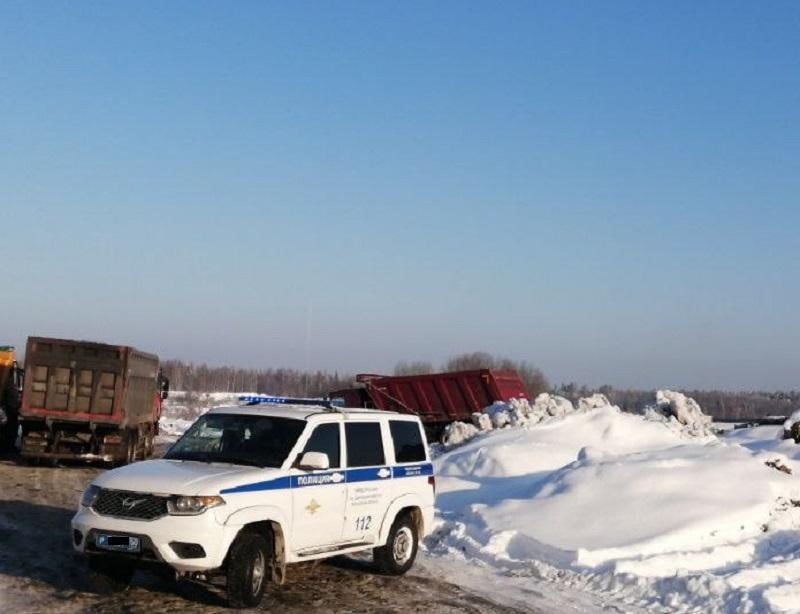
[19, 337, 167, 464]
[330, 369, 530, 430]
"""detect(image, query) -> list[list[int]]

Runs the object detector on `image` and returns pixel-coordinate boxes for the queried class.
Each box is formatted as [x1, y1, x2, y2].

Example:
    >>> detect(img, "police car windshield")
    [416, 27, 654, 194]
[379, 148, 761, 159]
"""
[165, 414, 306, 468]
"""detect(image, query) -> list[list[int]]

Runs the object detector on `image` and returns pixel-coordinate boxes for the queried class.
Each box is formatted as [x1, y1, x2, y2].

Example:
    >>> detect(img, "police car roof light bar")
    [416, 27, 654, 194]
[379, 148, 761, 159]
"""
[238, 395, 336, 409]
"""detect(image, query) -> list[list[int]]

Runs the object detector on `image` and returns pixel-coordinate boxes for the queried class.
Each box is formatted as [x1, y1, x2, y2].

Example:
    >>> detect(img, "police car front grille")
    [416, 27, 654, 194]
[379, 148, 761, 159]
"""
[92, 489, 169, 520]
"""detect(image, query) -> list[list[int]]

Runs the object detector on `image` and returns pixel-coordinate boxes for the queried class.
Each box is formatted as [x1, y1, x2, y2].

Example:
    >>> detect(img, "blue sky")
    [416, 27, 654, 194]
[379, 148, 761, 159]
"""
[1, 2, 798, 390]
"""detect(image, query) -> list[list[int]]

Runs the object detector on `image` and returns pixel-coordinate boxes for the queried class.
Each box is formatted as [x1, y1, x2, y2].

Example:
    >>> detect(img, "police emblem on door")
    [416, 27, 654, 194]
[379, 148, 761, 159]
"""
[305, 499, 321, 515]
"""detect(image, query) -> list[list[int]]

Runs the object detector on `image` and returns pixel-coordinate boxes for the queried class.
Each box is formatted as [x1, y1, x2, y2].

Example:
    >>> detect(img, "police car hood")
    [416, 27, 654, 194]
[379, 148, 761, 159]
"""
[93, 459, 282, 496]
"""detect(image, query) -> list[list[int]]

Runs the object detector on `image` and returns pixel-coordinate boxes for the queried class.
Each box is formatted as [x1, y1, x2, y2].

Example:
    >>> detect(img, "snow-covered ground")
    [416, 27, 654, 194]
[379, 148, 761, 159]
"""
[157, 391, 800, 612]
[430, 396, 800, 613]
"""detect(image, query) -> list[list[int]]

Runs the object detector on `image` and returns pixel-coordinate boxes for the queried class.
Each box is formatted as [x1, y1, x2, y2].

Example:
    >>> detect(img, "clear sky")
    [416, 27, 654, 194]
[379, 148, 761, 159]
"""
[1, 1, 798, 390]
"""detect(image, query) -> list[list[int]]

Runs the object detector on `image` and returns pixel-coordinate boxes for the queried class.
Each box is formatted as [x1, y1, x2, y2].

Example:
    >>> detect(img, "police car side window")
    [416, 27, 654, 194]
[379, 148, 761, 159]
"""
[345, 422, 385, 467]
[389, 420, 426, 463]
[302, 423, 341, 469]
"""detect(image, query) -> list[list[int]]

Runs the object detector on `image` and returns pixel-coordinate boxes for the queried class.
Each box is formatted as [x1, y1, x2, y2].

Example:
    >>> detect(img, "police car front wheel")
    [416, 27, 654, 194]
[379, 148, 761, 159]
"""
[373, 513, 418, 575]
[226, 530, 272, 609]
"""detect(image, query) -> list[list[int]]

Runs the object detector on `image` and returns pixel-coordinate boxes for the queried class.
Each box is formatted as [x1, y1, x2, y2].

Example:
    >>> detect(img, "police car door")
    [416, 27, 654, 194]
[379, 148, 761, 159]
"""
[290, 422, 347, 551]
[342, 420, 391, 543]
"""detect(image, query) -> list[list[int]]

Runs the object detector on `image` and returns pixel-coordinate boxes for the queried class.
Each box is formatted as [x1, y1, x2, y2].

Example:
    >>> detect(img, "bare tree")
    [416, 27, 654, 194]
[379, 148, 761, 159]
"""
[443, 352, 495, 372]
[442, 352, 549, 397]
[162, 360, 353, 398]
[393, 360, 435, 376]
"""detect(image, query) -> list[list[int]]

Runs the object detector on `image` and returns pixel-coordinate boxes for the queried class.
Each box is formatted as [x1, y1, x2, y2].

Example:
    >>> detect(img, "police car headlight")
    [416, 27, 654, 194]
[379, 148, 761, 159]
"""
[80, 484, 101, 507]
[167, 495, 225, 515]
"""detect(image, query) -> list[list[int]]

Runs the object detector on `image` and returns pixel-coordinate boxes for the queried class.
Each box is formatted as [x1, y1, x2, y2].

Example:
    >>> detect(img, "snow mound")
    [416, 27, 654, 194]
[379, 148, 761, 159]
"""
[431, 408, 800, 612]
[440, 393, 610, 449]
[441, 421, 479, 447]
[577, 393, 610, 411]
[644, 389, 714, 438]
[470, 412, 493, 432]
[436, 405, 683, 479]
[783, 410, 800, 432]
[783, 409, 800, 443]
[531, 392, 575, 419]
[475, 443, 786, 567]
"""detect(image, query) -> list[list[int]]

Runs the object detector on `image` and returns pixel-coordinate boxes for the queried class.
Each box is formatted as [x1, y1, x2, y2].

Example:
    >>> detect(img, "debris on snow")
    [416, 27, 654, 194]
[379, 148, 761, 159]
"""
[765, 459, 793, 475]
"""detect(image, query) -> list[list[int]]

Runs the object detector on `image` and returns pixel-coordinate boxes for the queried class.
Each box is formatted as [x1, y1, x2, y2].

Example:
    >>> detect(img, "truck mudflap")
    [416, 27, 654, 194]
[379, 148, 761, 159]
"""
[20, 450, 115, 462]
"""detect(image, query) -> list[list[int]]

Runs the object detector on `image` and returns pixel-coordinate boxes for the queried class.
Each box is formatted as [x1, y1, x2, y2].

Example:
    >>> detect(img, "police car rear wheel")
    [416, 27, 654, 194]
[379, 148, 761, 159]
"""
[226, 530, 271, 609]
[373, 513, 418, 575]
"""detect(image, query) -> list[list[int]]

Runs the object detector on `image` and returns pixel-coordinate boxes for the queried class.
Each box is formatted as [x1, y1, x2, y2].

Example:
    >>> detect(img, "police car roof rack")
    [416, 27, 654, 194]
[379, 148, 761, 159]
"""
[238, 395, 344, 412]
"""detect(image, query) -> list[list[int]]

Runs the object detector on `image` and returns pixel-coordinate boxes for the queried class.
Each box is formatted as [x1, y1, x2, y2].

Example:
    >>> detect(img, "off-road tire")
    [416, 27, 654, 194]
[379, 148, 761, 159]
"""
[226, 530, 272, 609]
[86, 555, 135, 593]
[373, 512, 418, 575]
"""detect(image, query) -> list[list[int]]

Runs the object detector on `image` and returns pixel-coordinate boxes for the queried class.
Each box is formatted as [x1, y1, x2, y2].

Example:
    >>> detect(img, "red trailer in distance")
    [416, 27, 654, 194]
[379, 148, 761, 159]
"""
[330, 369, 530, 434]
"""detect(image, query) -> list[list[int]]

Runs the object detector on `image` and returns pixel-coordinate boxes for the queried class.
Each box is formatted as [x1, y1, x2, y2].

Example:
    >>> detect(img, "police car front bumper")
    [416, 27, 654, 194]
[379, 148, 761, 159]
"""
[71, 505, 240, 572]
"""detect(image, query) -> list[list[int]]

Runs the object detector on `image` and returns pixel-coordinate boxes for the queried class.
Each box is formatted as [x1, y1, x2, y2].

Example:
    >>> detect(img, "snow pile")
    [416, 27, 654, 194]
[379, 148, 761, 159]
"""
[430, 406, 800, 612]
[784, 410, 800, 431]
[471, 412, 493, 432]
[577, 392, 610, 411]
[441, 393, 608, 448]
[644, 389, 714, 438]
[437, 405, 685, 479]
[783, 409, 800, 442]
[475, 443, 784, 567]
[441, 421, 480, 447]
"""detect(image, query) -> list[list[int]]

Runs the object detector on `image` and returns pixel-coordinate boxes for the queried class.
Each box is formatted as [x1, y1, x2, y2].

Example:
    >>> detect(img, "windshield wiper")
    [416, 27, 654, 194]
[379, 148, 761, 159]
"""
[164, 451, 267, 468]
[211, 457, 264, 468]
[165, 452, 215, 463]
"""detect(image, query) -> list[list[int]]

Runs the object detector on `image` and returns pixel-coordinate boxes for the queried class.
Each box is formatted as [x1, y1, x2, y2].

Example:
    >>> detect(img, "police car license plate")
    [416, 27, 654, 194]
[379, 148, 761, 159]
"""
[96, 533, 141, 553]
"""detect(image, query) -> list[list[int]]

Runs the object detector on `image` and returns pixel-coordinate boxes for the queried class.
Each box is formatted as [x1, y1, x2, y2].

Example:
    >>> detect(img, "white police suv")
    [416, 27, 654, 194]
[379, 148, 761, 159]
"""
[71, 398, 435, 608]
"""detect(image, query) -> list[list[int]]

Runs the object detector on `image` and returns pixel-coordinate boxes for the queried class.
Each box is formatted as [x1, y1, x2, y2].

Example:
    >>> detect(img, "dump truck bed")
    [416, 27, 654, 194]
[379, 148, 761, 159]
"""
[330, 369, 530, 426]
[21, 337, 159, 428]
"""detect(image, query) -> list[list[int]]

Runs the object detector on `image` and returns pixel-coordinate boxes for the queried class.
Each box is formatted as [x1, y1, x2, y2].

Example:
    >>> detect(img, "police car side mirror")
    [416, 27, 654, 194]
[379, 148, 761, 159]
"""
[298, 451, 330, 471]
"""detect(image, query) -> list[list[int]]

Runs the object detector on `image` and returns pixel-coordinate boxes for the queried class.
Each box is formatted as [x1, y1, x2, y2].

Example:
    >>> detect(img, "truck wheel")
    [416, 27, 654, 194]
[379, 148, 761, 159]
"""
[226, 530, 271, 609]
[86, 555, 135, 593]
[373, 512, 418, 575]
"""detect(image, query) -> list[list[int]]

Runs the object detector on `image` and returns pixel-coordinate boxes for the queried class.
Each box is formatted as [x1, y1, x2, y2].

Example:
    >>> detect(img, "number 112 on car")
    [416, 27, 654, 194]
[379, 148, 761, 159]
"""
[354, 515, 372, 531]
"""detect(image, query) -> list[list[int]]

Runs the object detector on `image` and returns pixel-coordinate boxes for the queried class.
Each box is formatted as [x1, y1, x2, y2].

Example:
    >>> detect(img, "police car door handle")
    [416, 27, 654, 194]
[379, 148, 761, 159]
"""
[377, 468, 391, 479]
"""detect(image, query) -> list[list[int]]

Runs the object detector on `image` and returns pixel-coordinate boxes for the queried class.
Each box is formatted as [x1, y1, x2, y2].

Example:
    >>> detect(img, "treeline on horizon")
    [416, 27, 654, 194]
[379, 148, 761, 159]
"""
[553, 383, 800, 421]
[162, 352, 798, 420]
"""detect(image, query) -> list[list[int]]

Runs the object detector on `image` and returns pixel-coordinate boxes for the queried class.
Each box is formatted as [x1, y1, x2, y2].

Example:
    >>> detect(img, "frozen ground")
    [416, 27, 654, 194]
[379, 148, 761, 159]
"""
[0, 459, 614, 613]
